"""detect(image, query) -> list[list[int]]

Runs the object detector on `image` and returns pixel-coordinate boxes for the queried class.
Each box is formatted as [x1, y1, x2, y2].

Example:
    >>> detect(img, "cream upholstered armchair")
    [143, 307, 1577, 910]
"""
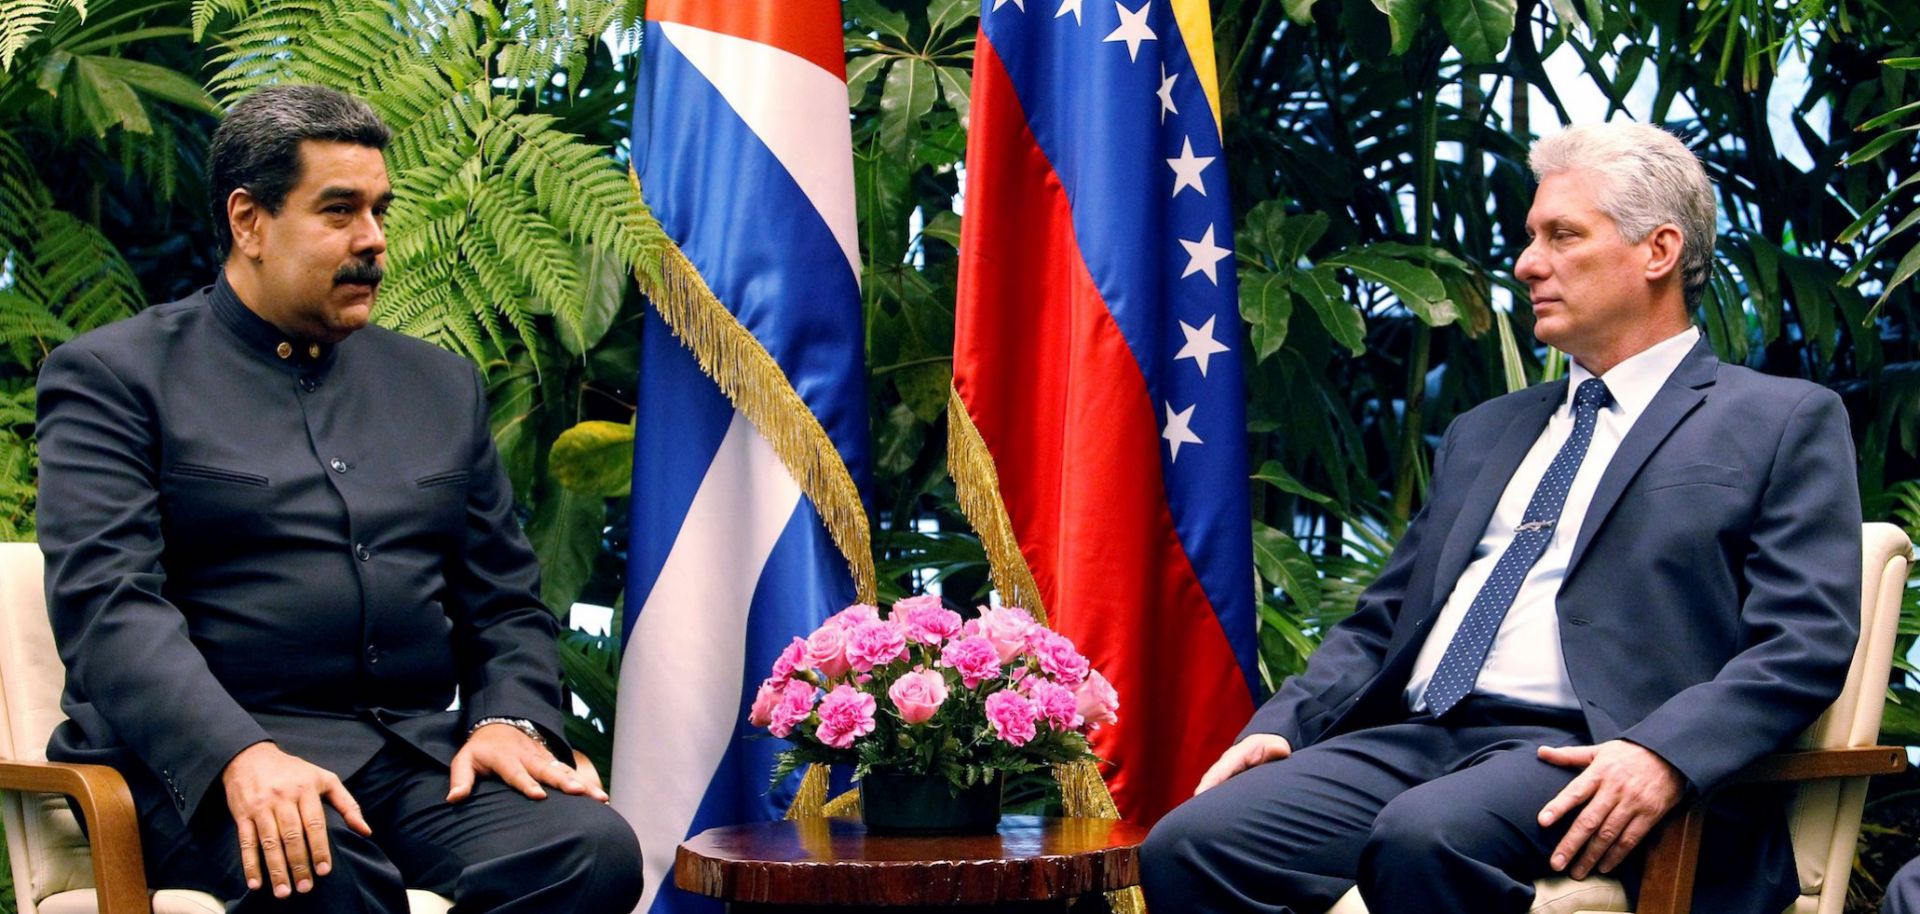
[0, 542, 458, 914]
[1325, 522, 1912, 914]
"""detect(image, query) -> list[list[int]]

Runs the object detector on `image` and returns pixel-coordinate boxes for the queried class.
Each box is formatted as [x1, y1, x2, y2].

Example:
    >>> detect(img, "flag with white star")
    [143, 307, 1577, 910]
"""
[951, 0, 1257, 826]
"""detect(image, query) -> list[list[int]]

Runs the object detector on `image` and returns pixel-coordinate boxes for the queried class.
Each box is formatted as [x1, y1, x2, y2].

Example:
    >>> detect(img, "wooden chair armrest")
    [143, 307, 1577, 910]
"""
[0, 759, 151, 913]
[1631, 747, 1909, 914]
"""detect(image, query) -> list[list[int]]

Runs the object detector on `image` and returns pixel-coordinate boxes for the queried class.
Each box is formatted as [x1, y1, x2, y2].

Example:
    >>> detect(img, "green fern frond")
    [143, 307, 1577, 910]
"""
[0, 286, 77, 370]
[1, 0, 64, 72]
[32, 209, 143, 334]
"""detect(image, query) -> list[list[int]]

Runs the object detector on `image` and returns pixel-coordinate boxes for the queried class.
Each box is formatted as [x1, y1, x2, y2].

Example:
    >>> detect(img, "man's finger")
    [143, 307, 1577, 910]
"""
[1195, 753, 1245, 794]
[1570, 800, 1636, 879]
[298, 792, 332, 880]
[1550, 787, 1616, 872]
[255, 810, 291, 898]
[1537, 744, 1599, 768]
[499, 759, 548, 799]
[235, 816, 263, 891]
[1537, 770, 1596, 827]
[447, 754, 476, 803]
[322, 777, 373, 837]
[1596, 812, 1655, 874]
[531, 757, 592, 796]
[276, 801, 314, 894]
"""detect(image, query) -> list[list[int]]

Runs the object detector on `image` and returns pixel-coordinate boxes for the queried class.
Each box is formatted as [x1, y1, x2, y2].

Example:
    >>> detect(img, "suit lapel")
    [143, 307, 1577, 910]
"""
[1564, 339, 1720, 575]
[1426, 382, 1563, 617]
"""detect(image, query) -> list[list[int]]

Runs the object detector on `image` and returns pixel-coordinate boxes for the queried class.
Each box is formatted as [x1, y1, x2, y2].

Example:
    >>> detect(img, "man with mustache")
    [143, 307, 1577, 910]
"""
[1141, 122, 1861, 914]
[35, 85, 643, 912]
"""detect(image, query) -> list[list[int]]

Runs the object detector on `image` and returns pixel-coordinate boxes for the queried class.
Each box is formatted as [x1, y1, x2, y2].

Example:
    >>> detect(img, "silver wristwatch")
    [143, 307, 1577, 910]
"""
[470, 716, 546, 749]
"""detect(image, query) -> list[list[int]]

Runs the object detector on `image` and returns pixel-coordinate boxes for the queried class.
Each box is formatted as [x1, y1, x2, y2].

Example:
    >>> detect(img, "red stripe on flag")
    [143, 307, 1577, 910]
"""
[953, 33, 1255, 826]
[647, 0, 846, 80]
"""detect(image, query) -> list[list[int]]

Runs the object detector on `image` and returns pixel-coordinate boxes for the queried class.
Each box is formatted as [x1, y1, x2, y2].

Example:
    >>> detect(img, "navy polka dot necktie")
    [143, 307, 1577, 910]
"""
[1424, 378, 1613, 717]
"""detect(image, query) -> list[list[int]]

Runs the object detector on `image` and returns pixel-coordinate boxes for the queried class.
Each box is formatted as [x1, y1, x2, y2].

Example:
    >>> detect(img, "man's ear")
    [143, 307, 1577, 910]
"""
[1643, 223, 1684, 284]
[227, 188, 266, 261]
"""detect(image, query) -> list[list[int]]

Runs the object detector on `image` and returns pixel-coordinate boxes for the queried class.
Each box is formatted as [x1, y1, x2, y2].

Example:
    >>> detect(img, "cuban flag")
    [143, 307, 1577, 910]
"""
[950, 0, 1257, 825]
[612, 4, 870, 913]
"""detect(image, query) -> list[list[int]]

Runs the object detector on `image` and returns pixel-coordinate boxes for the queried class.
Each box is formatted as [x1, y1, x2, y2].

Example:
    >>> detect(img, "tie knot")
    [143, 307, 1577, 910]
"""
[1574, 378, 1612, 412]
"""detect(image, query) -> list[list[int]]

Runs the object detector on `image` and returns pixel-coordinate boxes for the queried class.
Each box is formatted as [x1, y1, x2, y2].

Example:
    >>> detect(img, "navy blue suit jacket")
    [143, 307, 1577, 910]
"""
[1241, 338, 1862, 912]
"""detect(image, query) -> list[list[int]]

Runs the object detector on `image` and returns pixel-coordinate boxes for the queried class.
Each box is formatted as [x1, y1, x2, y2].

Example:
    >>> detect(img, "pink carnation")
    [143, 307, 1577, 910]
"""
[894, 596, 963, 646]
[749, 677, 783, 727]
[1031, 630, 1090, 685]
[767, 680, 816, 738]
[845, 620, 909, 672]
[1074, 670, 1119, 728]
[771, 636, 809, 679]
[977, 606, 1038, 664]
[888, 667, 949, 725]
[828, 603, 882, 629]
[937, 634, 1002, 688]
[985, 690, 1039, 747]
[805, 624, 851, 680]
[1026, 677, 1083, 731]
[813, 684, 878, 749]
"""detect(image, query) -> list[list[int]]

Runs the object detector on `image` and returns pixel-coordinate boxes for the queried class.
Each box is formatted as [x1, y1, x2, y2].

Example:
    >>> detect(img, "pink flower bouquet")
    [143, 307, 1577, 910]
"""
[754, 596, 1117, 793]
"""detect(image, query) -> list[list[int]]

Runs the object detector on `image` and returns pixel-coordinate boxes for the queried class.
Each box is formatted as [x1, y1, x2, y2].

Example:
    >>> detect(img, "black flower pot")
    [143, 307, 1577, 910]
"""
[858, 771, 1004, 835]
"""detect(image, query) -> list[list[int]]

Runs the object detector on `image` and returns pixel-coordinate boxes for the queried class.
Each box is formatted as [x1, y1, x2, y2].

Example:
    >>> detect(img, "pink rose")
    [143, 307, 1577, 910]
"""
[845, 620, 909, 672]
[1074, 670, 1119, 728]
[813, 684, 877, 749]
[888, 667, 949, 724]
[1031, 630, 1090, 685]
[828, 603, 882, 629]
[894, 596, 963, 646]
[937, 634, 1002, 688]
[977, 606, 1038, 664]
[771, 636, 809, 679]
[985, 689, 1039, 747]
[805, 624, 851, 680]
[767, 680, 816, 738]
[1026, 678, 1083, 731]
[749, 677, 783, 727]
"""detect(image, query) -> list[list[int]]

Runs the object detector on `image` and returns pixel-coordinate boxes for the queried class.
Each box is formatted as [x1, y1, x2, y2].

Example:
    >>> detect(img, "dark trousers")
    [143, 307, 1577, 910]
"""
[1886, 856, 1920, 914]
[137, 740, 643, 914]
[1141, 698, 1609, 914]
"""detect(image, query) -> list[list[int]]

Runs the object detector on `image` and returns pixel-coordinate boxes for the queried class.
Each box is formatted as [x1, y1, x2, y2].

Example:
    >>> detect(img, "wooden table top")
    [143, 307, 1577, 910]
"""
[674, 815, 1149, 906]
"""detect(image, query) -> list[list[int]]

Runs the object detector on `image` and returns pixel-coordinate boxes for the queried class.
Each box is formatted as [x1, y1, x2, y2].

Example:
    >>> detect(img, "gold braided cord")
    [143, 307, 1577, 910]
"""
[633, 211, 877, 604]
[945, 386, 1048, 626]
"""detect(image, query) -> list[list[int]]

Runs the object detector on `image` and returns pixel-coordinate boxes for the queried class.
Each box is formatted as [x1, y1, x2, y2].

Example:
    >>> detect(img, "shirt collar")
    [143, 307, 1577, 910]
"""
[1567, 325, 1700, 419]
[209, 271, 338, 371]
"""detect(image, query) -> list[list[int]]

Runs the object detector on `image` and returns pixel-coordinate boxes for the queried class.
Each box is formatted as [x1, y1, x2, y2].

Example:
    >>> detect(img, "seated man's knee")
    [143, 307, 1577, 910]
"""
[556, 801, 644, 910]
[1362, 788, 1468, 873]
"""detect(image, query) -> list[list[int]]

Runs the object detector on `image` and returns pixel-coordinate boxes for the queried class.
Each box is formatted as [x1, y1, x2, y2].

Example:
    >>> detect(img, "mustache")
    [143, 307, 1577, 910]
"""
[334, 259, 384, 286]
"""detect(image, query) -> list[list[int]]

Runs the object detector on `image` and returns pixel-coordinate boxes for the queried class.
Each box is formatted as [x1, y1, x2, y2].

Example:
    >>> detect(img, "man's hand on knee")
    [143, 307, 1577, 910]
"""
[447, 722, 609, 804]
[221, 741, 372, 899]
[1195, 734, 1292, 795]
[1536, 740, 1685, 880]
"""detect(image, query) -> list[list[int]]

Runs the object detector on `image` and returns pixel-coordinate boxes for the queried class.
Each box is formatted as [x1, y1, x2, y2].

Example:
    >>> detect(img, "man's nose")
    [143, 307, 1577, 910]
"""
[354, 212, 387, 257]
[1514, 239, 1547, 283]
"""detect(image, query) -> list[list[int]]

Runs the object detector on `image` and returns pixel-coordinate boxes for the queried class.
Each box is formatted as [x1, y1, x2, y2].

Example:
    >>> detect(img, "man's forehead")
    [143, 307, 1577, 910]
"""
[290, 139, 390, 195]
[1527, 171, 1606, 223]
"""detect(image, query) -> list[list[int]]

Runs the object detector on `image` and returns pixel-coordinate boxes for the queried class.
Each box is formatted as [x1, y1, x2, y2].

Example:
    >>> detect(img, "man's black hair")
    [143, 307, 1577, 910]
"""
[207, 84, 391, 256]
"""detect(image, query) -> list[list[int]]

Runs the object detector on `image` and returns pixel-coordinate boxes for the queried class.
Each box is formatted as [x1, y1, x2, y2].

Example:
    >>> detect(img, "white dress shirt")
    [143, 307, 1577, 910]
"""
[1405, 326, 1702, 712]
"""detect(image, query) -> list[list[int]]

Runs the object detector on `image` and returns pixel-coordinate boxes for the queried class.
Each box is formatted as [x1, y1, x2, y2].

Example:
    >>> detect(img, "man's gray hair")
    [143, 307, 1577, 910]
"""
[1529, 123, 1717, 310]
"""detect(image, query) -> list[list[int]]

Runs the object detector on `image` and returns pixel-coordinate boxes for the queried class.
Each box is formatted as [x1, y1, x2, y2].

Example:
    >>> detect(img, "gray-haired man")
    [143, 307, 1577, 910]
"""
[1141, 122, 1860, 914]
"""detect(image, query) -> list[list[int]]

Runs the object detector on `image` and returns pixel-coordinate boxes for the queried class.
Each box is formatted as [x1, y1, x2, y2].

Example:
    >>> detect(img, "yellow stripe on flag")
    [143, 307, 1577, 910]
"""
[1169, 0, 1222, 132]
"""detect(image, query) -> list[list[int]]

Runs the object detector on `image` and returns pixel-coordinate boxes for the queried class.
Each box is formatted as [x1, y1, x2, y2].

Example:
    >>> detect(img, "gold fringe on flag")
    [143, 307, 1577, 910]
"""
[951, 384, 1141, 913]
[945, 386, 1048, 625]
[783, 764, 831, 820]
[629, 171, 877, 603]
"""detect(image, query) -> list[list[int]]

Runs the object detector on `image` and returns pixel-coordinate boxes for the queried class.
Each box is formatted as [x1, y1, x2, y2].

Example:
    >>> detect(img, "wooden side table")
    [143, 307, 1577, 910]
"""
[675, 815, 1148, 913]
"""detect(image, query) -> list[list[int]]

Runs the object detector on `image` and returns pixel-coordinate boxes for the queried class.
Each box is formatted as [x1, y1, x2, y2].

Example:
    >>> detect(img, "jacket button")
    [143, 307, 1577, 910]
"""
[330, 458, 349, 473]
[366, 645, 380, 664]
[355, 543, 371, 562]
[299, 376, 318, 392]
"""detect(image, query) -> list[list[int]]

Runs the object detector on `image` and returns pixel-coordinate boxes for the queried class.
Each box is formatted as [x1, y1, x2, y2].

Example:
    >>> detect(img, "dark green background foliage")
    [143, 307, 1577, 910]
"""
[2, 0, 1918, 910]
